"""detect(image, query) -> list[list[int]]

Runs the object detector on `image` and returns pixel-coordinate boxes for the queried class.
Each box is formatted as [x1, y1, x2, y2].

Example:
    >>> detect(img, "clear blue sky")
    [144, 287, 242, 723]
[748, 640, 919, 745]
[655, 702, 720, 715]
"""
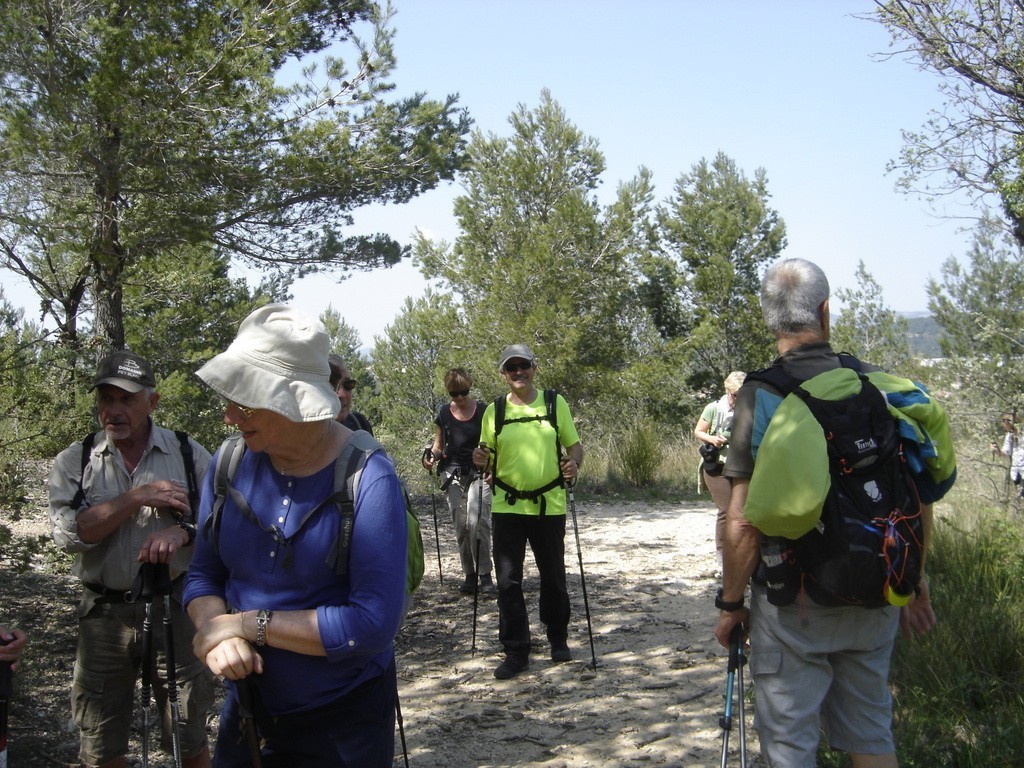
[286, 0, 980, 344]
[1, 1, 982, 344]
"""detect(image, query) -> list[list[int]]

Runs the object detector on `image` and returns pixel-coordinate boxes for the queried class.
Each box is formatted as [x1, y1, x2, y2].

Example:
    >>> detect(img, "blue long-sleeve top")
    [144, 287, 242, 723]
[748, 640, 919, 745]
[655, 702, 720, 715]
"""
[183, 445, 407, 715]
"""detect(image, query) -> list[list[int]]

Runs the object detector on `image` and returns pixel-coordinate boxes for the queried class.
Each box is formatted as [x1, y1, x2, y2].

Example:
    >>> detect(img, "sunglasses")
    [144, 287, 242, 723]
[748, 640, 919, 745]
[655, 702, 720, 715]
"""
[332, 378, 357, 392]
[502, 361, 534, 373]
[448, 389, 470, 398]
[228, 401, 256, 418]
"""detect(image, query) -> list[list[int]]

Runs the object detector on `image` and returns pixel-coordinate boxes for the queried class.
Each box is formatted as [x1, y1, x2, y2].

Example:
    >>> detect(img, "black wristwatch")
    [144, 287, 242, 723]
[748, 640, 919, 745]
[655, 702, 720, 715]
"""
[715, 587, 745, 612]
[177, 521, 197, 546]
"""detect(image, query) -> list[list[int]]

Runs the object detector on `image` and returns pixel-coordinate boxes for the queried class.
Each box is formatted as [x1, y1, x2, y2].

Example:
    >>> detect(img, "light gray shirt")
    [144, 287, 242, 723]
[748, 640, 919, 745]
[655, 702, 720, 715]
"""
[48, 422, 211, 592]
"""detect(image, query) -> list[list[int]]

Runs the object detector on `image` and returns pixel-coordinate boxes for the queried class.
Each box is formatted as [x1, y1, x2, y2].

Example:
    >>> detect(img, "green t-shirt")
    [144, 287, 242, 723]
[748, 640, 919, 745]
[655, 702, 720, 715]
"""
[480, 390, 581, 516]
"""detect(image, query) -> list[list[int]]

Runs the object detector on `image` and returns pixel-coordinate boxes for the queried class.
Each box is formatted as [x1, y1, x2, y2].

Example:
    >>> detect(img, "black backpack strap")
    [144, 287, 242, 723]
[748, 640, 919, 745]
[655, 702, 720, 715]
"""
[175, 430, 199, 522]
[324, 431, 381, 577]
[71, 431, 99, 510]
[203, 434, 247, 555]
[836, 352, 862, 372]
[490, 389, 564, 515]
[493, 395, 507, 438]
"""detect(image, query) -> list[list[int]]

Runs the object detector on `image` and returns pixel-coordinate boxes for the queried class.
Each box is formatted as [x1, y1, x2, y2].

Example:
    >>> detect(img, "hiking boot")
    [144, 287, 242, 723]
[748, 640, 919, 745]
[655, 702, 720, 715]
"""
[459, 573, 476, 594]
[550, 639, 572, 663]
[479, 573, 497, 594]
[494, 653, 529, 680]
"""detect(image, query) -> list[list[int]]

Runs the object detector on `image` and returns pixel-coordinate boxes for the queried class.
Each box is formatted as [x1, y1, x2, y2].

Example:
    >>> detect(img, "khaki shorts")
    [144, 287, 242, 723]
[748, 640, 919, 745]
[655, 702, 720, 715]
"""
[748, 583, 899, 767]
[73, 598, 215, 765]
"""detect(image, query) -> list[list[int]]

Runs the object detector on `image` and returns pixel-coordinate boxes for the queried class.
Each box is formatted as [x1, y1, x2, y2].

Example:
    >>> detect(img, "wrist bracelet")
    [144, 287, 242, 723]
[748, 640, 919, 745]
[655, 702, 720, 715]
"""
[715, 587, 745, 612]
[255, 609, 273, 647]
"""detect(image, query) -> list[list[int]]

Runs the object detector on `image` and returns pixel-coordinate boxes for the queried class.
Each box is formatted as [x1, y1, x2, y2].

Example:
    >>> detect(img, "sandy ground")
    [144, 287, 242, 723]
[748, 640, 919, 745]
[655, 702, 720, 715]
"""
[392, 497, 762, 768]
[3, 487, 763, 767]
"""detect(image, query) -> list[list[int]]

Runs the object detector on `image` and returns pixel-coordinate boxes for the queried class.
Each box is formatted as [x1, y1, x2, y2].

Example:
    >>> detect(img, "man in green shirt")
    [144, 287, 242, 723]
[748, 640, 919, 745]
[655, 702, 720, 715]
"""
[473, 344, 584, 680]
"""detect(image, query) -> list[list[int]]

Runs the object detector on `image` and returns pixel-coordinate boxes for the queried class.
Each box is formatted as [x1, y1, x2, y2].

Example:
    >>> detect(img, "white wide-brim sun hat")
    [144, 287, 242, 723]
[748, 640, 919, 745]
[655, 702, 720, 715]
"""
[196, 303, 341, 423]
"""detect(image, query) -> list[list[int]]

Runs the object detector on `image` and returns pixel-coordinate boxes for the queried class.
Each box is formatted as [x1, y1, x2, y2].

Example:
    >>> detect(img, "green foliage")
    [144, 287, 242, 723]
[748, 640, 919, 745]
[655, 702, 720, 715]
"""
[874, 1, 1024, 243]
[0, 0, 470, 348]
[120, 247, 275, 451]
[832, 260, 911, 371]
[926, 218, 1024, 426]
[415, 90, 653, 411]
[888, 514, 1024, 766]
[368, 291, 467, 491]
[654, 151, 785, 392]
[614, 421, 664, 488]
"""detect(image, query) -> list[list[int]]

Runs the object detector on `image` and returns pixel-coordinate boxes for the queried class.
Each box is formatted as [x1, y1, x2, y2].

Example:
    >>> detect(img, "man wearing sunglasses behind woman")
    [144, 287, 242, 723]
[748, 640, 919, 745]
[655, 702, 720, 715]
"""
[472, 344, 584, 680]
[328, 354, 373, 435]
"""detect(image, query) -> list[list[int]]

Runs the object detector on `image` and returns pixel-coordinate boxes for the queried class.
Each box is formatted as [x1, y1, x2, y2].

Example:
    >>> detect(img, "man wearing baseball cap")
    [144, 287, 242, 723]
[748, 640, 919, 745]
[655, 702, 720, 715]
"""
[472, 343, 584, 679]
[48, 350, 215, 768]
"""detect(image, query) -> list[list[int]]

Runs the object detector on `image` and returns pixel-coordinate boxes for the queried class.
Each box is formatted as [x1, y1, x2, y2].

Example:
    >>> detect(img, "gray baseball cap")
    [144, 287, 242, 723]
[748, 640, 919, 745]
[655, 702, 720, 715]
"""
[498, 344, 536, 369]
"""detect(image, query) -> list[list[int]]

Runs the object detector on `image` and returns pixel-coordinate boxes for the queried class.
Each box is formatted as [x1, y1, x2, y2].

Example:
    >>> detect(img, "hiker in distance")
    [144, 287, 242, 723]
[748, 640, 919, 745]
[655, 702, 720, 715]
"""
[714, 258, 956, 768]
[472, 344, 584, 680]
[185, 305, 407, 767]
[48, 351, 215, 768]
[693, 370, 745, 551]
[991, 412, 1023, 497]
[422, 368, 495, 595]
[329, 353, 374, 434]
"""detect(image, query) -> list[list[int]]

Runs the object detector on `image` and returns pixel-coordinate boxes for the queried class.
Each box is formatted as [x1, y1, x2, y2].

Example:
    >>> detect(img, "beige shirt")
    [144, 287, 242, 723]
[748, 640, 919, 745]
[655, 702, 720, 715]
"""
[48, 423, 212, 593]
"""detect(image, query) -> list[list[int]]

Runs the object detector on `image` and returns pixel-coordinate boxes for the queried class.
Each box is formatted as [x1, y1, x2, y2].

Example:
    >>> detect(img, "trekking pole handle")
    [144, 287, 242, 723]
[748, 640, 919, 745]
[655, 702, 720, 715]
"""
[475, 443, 491, 474]
[560, 450, 579, 488]
[728, 623, 744, 672]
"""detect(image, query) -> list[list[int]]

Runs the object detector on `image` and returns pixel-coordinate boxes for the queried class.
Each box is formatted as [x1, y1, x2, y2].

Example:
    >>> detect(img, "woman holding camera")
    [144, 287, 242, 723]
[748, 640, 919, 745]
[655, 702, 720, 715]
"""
[693, 371, 745, 551]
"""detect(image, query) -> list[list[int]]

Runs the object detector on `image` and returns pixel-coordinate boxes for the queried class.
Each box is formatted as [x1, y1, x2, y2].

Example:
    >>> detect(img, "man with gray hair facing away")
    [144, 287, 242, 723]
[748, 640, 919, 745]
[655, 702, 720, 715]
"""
[714, 258, 955, 768]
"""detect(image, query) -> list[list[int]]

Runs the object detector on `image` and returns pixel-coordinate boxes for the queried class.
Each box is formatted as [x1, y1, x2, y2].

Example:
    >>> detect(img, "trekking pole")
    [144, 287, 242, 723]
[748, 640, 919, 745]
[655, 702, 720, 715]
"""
[140, 597, 155, 768]
[565, 472, 597, 670]
[235, 677, 264, 768]
[719, 623, 747, 768]
[470, 463, 485, 656]
[395, 681, 410, 768]
[0, 637, 13, 768]
[162, 591, 184, 768]
[423, 447, 444, 585]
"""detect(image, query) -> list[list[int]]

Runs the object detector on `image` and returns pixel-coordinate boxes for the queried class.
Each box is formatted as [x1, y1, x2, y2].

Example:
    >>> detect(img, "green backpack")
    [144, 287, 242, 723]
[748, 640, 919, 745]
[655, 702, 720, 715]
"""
[206, 429, 424, 594]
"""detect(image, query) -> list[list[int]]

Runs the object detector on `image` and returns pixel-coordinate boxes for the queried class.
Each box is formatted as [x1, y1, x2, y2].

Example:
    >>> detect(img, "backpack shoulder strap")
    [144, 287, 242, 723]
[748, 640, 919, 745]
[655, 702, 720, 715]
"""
[745, 363, 801, 397]
[202, 434, 247, 554]
[493, 395, 507, 438]
[836, 352, 862, 372]
[175, 430, 200, 522]
[324, 429, 384, 577]
[544, 389, 558, 431]
[71, 431, 99, 510]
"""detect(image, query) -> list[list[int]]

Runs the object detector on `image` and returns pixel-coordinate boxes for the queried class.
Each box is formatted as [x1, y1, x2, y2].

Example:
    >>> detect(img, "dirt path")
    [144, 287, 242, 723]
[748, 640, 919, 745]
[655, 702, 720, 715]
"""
[3, 492, 763, 767]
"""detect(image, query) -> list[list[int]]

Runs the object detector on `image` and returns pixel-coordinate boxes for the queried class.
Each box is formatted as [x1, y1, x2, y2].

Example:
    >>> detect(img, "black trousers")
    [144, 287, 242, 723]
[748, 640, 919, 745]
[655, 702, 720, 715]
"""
[492, 512, 570, 655]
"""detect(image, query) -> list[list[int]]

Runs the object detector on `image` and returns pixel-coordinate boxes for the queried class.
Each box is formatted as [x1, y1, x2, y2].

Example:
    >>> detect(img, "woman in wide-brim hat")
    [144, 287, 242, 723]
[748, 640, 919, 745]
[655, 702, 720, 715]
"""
[184, 304, 407, 768]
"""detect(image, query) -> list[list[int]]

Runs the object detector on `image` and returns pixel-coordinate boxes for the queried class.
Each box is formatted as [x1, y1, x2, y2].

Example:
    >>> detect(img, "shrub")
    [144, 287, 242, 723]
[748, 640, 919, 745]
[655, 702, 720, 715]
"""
[615, 420, 663, 487]
[888, 512, 1024, 766]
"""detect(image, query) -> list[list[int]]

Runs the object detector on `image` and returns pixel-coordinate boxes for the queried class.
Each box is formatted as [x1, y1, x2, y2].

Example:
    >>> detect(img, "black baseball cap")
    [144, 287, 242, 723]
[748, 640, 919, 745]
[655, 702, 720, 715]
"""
[92, 351, 156, 393]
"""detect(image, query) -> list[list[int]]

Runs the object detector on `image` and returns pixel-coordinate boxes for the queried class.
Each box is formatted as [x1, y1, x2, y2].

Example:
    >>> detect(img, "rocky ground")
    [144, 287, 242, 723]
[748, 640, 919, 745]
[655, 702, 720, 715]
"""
[2, 477, 763, 767]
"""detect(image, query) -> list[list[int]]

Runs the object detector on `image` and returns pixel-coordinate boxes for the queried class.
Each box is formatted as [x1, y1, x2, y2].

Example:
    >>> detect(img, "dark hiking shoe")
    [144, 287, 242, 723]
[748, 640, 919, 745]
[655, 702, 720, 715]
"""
[550, 640, 572, 663]
[479, 574, 497, 594]
[459, 574, 477, 594]
[494, 654, 529, 680]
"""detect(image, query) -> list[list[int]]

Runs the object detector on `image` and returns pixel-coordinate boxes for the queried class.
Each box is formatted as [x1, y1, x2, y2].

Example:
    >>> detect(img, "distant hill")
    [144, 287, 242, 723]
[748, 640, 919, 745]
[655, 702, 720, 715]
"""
[905, 313, 942, 358]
